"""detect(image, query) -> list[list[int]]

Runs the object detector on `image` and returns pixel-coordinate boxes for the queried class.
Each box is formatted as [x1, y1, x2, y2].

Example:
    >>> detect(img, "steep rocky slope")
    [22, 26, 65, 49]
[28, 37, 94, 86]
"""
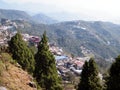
[0, 53, 38, 90]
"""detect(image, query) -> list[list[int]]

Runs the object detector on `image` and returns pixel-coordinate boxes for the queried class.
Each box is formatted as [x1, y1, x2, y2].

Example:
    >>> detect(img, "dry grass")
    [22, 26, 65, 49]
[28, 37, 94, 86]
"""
[63, 83, 75, 90]
[0, 53, 37, 90]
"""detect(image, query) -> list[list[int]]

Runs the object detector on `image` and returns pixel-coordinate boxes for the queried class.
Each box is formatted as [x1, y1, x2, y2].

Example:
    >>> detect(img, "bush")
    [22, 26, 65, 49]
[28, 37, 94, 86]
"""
[0, 60, 4, 75]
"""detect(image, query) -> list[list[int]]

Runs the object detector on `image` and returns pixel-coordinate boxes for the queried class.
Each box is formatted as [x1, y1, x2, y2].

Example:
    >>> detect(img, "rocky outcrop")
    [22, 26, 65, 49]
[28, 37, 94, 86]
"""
[0, 86, 7, 90]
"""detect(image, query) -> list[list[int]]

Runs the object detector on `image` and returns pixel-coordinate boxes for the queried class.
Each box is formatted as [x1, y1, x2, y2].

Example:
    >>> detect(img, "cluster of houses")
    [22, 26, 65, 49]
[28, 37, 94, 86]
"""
[0, 18, 40, 46]
[49, 43, 63, 55]
[21, 33, 40, 46]
[0, 18, 18, 45]
[49, 43, 90, 79]
[55, 54, 90, 76]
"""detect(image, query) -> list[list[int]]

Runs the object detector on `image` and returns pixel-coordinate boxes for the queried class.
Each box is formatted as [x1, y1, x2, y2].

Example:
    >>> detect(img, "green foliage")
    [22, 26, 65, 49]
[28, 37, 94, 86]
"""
[0, 60, 4, 76]
[0, 45, 9, 53]
[8, 33, 35, 74]
[77, 58, 102, 90]
[34, 31, 63, 90]
[0, 53, 13, 75]
[29, 45, 37, 55]
[106, 55, 120, 90]
[1, 53, 13, 62]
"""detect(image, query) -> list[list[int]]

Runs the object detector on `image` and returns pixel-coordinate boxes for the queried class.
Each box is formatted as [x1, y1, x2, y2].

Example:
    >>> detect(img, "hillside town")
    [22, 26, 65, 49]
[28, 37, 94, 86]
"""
[0, 18, 92, 82]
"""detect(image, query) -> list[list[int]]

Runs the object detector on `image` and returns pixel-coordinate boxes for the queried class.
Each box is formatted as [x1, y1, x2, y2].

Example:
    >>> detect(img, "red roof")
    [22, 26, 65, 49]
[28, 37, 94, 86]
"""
[74, 61, 84, 67]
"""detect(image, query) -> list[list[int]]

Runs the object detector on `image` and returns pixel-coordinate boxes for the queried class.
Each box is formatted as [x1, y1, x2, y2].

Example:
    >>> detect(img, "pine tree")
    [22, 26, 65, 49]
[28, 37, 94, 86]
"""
[77, 58, 102, 90]
[34, 32, 62, 90]
[106, 55, 120, 90]
[8, 33, 35, 73]
[77, 61, 89, 90]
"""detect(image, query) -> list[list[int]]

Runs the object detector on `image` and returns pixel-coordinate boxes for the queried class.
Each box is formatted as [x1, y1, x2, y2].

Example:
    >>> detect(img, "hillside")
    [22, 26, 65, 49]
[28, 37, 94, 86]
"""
[48, 21, 120, 59]
[0, 9, 33, 22]
[0, 9, 58, 24]
[0, 53, 38, 90]
[32, 13, 58, 24]
[18, 20, 120, 60]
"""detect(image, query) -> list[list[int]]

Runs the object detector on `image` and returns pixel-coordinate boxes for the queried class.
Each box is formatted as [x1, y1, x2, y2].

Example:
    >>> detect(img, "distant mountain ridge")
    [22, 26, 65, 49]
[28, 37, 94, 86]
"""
[0, 9, 33, 21]
[0, 9, 57, 24]
[32, 13, 58, 24]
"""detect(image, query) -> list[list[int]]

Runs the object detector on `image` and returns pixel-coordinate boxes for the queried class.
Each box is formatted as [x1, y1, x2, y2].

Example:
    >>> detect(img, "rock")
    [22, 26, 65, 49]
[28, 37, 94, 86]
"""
[27, 82, 36, 88]
[28, 75, 33, 81]
[0, 86, 7, 90]
[15, 63, 21, 68]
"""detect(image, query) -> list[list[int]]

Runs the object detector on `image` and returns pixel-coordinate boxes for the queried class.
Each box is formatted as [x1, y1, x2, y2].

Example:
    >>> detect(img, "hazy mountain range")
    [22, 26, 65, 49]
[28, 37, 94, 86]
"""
[1, 9, 120, 60]
[0, 9, 57, 24]
[32, 13, 58, 24]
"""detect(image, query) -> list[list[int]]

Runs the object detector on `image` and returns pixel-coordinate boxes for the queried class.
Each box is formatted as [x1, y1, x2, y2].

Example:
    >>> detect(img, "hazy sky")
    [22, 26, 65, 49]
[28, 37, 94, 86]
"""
[1, 0, 120, 23]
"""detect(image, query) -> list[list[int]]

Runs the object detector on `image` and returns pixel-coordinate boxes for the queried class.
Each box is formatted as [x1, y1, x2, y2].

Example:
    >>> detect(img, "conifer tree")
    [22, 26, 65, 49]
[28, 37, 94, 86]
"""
[77, 61, 89, 90]
[106, 55, 120, 90]
[34, 32, 62, 90]
[8, 33, 35, 73]
[77, 58, 102, 90]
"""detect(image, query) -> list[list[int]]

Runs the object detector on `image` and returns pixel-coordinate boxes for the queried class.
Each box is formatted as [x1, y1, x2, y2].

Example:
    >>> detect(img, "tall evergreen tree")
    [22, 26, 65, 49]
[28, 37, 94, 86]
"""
[8, 33, 35, 73]
[77, 61, 89, 90]
[34, 32, 62, 90]
[77, 58, 102, 90]
[106, 55, 120, 90]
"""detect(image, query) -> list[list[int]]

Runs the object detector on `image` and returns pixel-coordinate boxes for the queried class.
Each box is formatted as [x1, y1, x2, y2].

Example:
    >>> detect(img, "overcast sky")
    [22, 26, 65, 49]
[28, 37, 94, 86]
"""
[1, 0, 120, 23]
